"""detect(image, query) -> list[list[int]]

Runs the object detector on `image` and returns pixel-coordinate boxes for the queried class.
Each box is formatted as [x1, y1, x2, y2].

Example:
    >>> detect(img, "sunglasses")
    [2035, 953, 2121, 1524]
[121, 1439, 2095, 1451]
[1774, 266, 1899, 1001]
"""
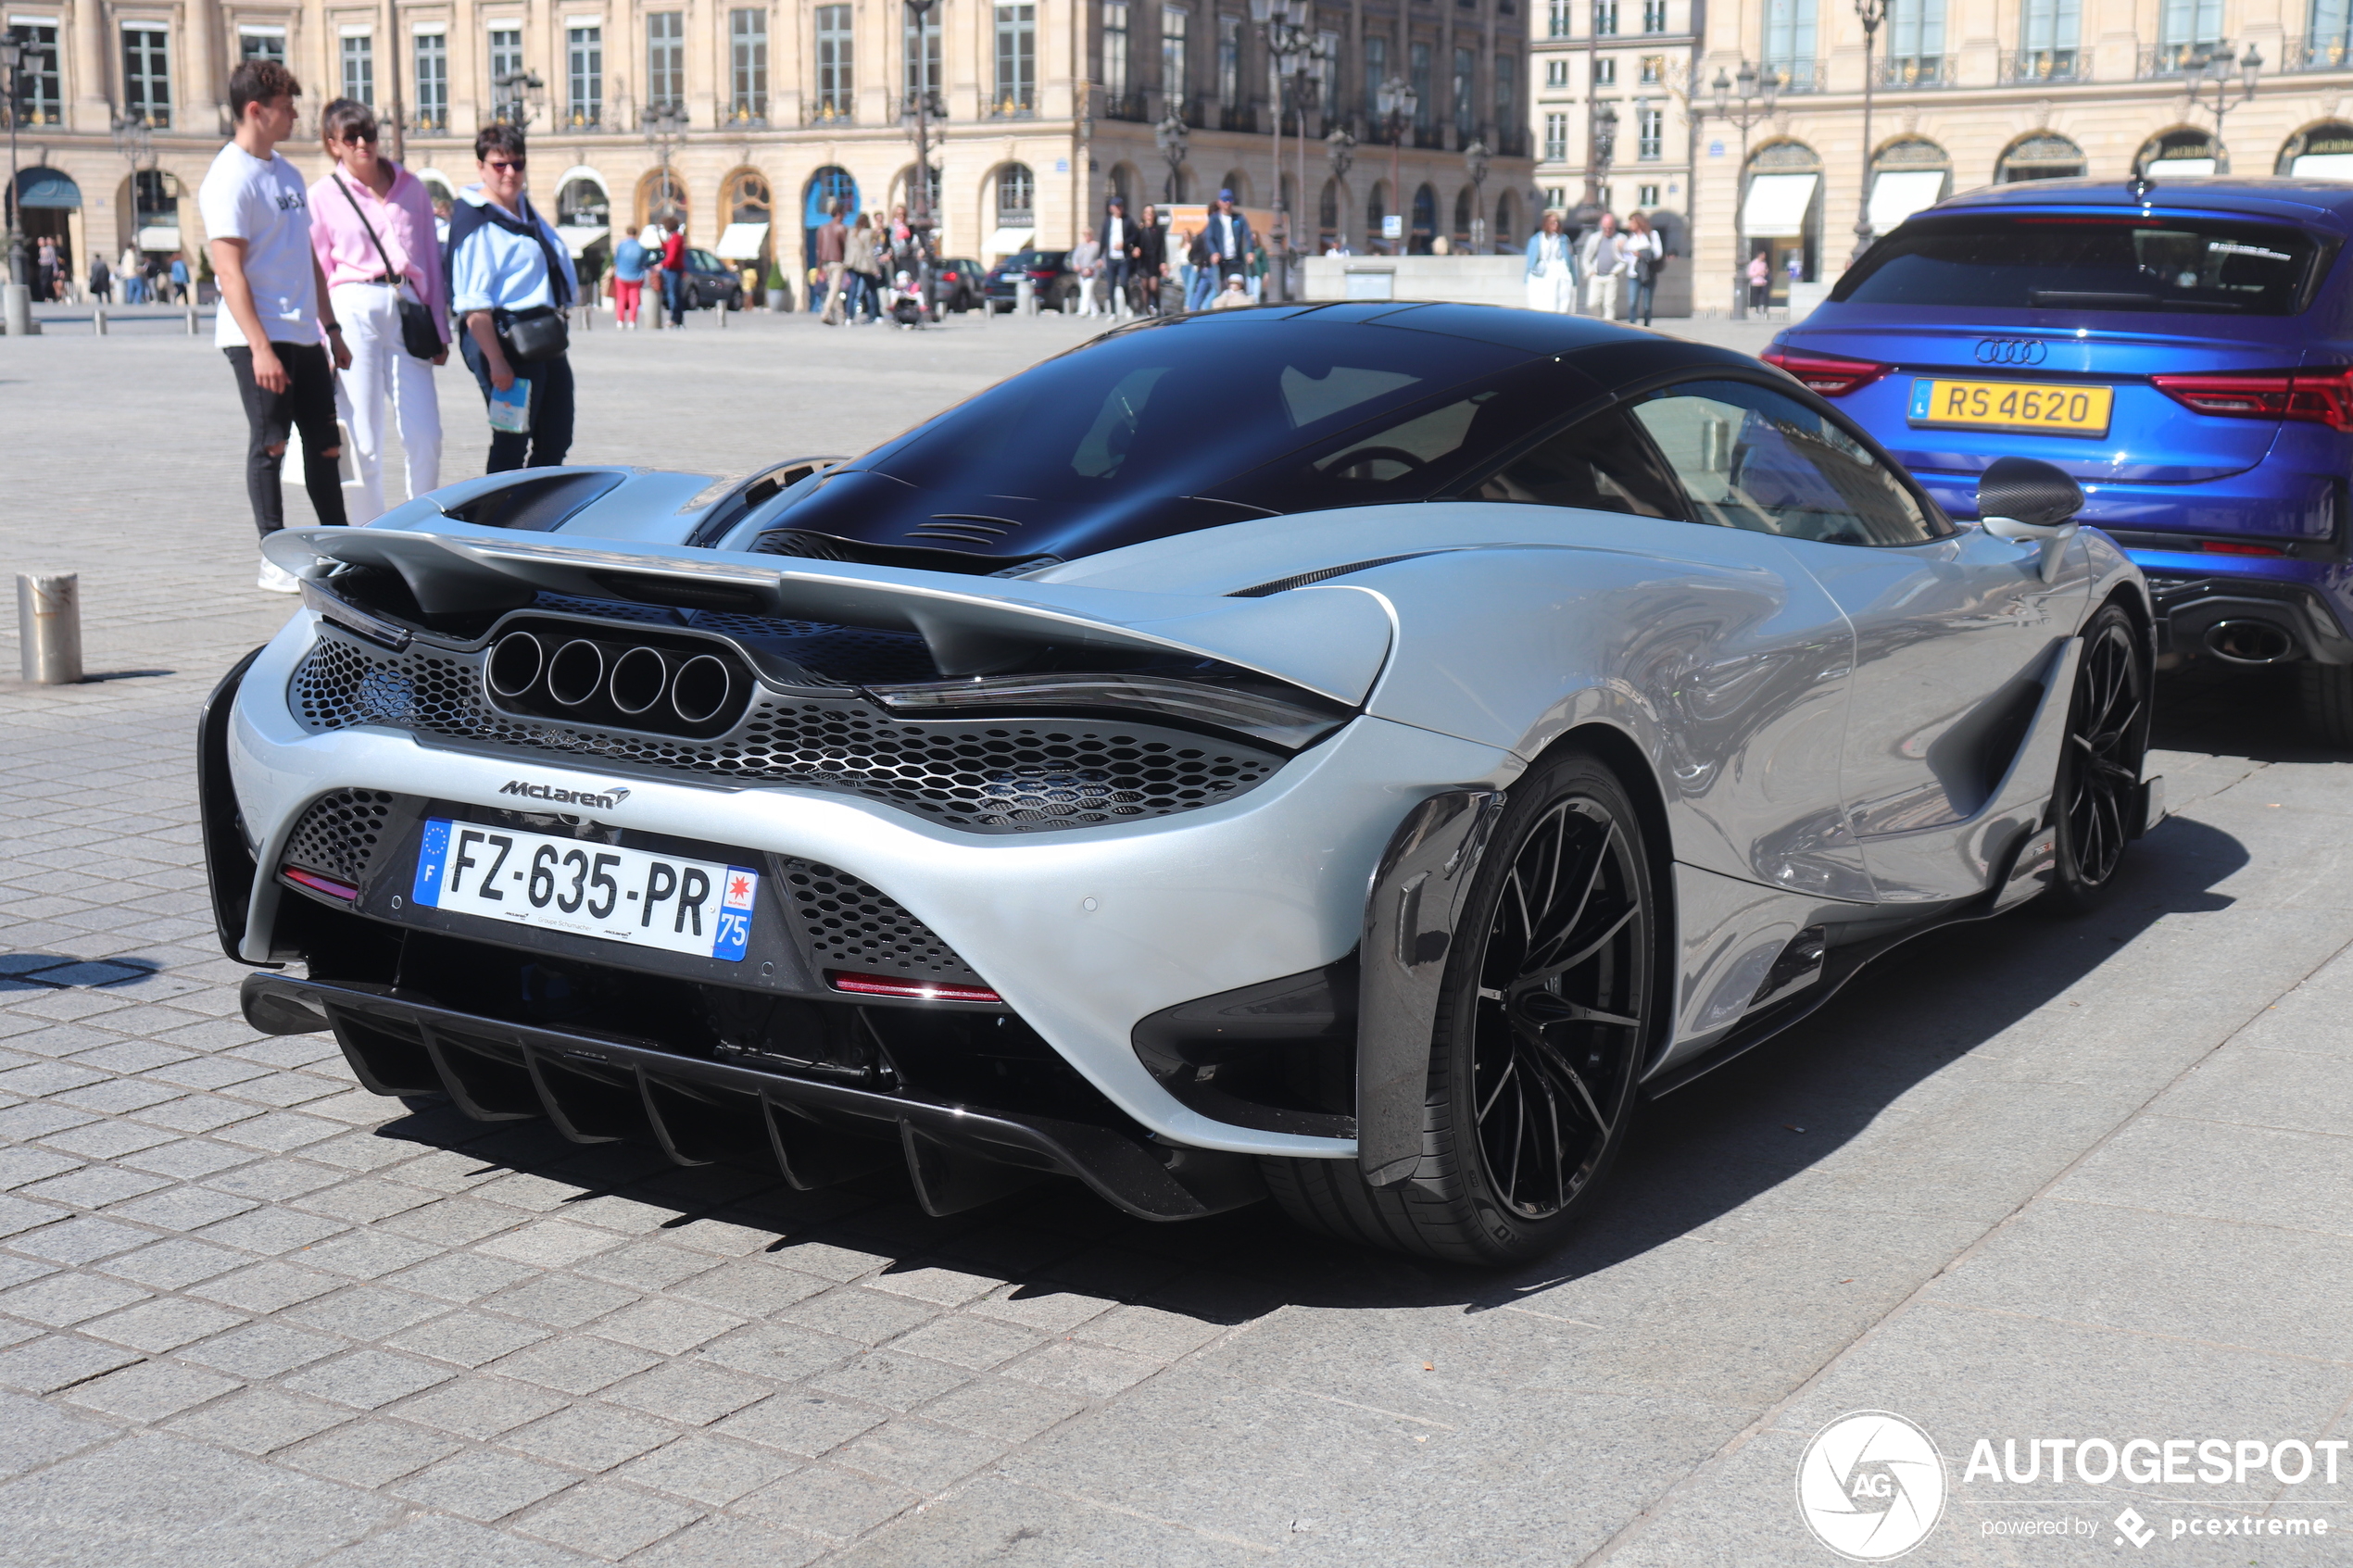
[483, 158, 527, 172]
[336, 129, 379, 144]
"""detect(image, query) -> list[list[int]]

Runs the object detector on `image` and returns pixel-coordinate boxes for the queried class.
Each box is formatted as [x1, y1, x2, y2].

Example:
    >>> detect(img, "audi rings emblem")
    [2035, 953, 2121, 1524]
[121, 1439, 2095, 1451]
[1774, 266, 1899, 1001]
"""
[1974, 337, 2048, 366]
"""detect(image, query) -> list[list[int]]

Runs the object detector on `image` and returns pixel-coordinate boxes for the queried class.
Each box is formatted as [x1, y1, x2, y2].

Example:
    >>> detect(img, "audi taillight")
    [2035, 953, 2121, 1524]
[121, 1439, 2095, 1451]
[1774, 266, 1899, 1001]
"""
[1760, 346, 1891, 396]
[2200, 540, 2286, 557]
[2150, 368, 2353, 430]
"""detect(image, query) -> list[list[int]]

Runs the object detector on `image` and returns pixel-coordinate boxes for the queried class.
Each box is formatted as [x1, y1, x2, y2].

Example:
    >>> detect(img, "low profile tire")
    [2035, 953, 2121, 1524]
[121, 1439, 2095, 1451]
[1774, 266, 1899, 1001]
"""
[2046, 601, 2152, 912]
[1265, 747, 1661, 1265]
[2299, 662, 2353, 748]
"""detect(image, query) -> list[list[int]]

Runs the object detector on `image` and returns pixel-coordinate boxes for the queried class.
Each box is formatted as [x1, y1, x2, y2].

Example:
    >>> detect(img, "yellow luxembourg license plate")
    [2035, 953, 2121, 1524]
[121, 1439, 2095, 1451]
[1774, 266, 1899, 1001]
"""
[1908, 379, 2113, 437]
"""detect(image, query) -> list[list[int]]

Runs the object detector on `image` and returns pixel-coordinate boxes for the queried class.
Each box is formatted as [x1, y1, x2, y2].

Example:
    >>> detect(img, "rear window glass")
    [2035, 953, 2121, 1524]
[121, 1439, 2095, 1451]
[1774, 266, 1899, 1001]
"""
[1833, 213, 2334, 315]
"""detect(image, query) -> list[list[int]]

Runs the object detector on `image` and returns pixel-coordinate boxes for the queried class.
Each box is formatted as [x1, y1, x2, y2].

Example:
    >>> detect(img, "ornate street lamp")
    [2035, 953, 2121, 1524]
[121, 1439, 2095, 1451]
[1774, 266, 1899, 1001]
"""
[1249, 0, 1314, 296]
[0, 28, 24, 287]
[1707, 59, 1776, 320]
[642, 103, 686, 224]
[1374, 75, 1416, 252]
[1155, 110, 1189, 202]
[2190, 40, 2261, 154]
[495, 68, 546, 128]
[1462, 137, 1491, 250]
[1852, 0, 1886, 263]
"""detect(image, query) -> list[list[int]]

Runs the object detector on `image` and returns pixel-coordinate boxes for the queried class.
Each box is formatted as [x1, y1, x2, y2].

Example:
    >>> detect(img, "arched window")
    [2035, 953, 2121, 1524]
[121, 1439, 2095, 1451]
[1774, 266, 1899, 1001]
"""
[556, 176, 609, 227]
[1868, 136, 1948, 235]
[1995, 132, 2086, 183]
[2279, 121, 2353, 176]
[1493, 189, 1518, 248]
[802, 165, 856, 228]
[1452, 185, 1472, 245]
[717, 169, 773, 284]
[1318, 178, 1340, 235]
[638, 167, 688, 231]
[996, 164, 1036, 225]
[1367, 181, 1389, 248]
[2135, 127, 2221, 179]
[1411, 182, 1436, 253]
[1742, 139, 1820, 296]
[1219, 169, 1251, 204]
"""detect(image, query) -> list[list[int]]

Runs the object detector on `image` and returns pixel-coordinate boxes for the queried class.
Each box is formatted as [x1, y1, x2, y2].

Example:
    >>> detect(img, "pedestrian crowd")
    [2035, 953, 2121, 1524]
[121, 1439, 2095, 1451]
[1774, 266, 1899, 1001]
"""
[195, 56, 577, 592]
[808, 201, 939, 327]
[1523, 208, 1672, 325]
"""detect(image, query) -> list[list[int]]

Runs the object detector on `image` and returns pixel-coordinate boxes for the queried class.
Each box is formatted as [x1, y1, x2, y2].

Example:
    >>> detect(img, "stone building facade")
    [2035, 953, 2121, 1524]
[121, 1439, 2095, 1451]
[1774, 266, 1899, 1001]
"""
[1688, 0, 2353, 314]
[2, 0, 1531, 295]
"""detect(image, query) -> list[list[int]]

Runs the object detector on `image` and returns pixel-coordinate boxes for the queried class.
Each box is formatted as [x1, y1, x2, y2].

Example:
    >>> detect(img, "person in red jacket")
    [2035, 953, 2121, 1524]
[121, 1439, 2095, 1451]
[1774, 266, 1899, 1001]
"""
[660, 222, 687, 326]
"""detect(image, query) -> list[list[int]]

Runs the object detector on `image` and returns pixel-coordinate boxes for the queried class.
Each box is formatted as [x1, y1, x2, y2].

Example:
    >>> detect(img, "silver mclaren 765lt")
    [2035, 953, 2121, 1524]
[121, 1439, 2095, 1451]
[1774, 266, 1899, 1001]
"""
[204, 303, 2163, 1264]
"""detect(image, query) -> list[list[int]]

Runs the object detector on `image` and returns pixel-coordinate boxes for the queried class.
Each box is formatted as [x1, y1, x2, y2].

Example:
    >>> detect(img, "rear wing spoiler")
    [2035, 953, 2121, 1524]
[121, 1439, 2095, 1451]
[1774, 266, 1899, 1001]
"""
[265, 519, 1394, 704]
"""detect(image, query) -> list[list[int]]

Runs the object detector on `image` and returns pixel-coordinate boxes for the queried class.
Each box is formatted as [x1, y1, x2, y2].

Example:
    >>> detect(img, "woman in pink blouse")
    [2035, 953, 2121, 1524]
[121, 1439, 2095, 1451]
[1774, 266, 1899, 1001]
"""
[308, 97, 447, 522]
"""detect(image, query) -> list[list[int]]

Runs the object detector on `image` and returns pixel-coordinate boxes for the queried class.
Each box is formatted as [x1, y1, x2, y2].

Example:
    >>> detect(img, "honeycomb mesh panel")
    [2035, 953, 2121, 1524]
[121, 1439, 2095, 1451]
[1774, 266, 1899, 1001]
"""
[281, 789, 396, 885]
[783, 860, 982, 981]
[287, 625, 1283, 834]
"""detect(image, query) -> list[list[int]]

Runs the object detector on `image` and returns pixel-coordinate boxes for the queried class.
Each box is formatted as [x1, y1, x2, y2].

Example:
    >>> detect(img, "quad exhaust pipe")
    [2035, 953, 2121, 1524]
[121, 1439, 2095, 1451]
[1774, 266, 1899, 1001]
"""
[2203, 620, 2296, 666]
[485, 631, 736, 728]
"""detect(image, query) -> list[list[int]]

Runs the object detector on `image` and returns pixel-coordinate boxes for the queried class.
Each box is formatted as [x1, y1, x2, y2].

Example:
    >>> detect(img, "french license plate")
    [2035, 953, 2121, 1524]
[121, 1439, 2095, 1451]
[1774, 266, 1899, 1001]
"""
[1908, 378, 2114, 437]
[410, 819, 756, 962]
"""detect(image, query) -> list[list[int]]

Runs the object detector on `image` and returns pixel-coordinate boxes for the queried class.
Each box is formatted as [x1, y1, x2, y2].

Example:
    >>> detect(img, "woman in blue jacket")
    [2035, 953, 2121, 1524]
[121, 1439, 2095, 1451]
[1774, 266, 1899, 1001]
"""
[1525, 210, 1577, 314]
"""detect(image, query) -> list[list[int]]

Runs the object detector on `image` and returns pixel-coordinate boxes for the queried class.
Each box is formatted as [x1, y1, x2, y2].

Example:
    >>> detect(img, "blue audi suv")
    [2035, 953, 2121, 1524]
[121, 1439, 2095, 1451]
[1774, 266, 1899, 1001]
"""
[1765, 177, 2353, 741]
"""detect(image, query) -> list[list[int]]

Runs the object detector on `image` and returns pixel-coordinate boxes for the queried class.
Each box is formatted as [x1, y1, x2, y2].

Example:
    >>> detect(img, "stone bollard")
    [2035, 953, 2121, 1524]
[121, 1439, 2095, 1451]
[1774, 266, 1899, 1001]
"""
[717, 299, 729, 329]
[1015, 276, 1036, 317]
[184, 302, 200, 335]
[92, 307, 107, 335]
[2, 282, 30, 336]
[17, 573, 83, 685]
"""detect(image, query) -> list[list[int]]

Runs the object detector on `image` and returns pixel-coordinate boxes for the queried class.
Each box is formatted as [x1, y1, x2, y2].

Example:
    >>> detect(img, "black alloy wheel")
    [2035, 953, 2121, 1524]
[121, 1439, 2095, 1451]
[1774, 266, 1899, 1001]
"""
[1263, 747, 1659, 1264]
[2048, 601, 2150, 910]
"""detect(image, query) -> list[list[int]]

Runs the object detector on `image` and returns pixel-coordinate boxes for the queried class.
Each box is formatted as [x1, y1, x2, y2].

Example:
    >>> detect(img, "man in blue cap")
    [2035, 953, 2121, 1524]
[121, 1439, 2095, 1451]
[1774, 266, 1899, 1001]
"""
[1189, 188, 1252, 311]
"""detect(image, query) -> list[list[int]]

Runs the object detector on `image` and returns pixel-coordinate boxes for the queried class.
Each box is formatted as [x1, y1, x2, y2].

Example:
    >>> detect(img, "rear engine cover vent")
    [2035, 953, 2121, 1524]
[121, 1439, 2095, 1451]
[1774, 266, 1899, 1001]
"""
[282, 789, 396, 886]
[782, 860, 984, 982]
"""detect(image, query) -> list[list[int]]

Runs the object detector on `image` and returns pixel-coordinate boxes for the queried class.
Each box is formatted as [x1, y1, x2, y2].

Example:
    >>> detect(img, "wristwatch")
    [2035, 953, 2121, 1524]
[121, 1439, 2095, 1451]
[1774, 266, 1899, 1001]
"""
[324, 323, 344, 335]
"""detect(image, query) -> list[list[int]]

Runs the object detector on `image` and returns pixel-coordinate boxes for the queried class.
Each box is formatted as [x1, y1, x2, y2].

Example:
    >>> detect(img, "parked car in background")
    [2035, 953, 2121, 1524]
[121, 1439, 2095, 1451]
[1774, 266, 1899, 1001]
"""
[934, 258, 985, 313]
[984, 250, 1078, 313]
[677, 248, 746, 311]
[1767, 177, 2353, 742]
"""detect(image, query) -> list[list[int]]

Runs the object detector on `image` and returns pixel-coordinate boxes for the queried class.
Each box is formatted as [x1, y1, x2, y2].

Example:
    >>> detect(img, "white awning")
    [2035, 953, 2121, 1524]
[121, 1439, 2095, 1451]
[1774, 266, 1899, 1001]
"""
[714, 222, 771, 260]
[1743, 173, 1818, 239]
[1868, 169, 1945, 234]
[986, 226, 1035, 257]
[2145, 157, 2216, 178]
[555, 223, 609, 258]
[133, 225, 180, 252]
[2293, 153, 2353, 178]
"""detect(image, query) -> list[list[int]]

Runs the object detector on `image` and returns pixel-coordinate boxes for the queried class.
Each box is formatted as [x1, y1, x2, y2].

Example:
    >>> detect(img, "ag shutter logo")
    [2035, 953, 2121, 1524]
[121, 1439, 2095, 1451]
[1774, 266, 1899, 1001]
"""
[1974, 337, 2049, 366]
[1796, 1411, 1948, 1561]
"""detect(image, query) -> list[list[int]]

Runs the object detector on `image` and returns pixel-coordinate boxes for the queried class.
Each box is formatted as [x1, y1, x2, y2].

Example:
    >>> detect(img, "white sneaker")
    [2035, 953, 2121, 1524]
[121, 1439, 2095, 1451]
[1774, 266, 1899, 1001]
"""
[258, 559, 302, 594]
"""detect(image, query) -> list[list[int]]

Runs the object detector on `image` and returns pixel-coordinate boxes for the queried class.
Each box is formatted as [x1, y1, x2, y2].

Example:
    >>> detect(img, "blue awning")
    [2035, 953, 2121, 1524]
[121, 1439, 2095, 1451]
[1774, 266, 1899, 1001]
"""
[14, 169, 82, 209]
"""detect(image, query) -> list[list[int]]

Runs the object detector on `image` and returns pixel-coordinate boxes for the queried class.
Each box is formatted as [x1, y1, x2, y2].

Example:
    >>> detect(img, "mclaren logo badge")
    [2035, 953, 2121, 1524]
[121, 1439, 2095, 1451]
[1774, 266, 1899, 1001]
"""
[499, 780, 632, 810]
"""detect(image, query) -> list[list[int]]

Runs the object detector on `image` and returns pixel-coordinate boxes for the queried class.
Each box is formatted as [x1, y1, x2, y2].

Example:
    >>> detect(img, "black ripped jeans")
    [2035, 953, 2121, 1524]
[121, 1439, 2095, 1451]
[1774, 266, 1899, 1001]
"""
[225, 342, 348, 536]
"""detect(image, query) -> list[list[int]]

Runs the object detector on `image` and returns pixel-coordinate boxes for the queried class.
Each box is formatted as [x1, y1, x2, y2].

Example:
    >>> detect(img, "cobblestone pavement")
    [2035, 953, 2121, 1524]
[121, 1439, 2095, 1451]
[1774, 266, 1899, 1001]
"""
[3, 315, 2350, 1566]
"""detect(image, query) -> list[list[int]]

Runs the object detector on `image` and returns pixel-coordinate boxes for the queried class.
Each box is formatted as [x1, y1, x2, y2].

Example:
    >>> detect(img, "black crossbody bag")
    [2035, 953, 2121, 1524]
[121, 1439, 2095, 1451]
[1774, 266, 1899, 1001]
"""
[497, 196, 573, 362]
[330, 174, 444, 362]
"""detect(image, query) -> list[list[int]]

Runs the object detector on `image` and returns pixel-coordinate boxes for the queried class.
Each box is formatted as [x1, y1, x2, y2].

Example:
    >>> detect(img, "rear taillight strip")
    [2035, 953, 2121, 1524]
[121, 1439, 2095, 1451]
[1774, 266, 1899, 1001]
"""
[2150, 368, 2353, 431]
[1760, 345, 1891, 397]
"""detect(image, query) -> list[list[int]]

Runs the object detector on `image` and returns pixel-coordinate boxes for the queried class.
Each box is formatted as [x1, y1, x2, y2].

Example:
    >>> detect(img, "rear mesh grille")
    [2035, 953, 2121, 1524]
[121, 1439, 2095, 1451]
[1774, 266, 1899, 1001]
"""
[289, 626, 1282, 834]
[783, 861, 981, 982]
[281, 789, 395, 885]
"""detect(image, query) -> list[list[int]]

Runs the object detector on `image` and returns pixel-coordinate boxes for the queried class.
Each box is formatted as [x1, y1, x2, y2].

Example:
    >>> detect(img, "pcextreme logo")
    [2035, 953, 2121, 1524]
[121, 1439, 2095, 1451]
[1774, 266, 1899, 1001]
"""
[498, 780, 631, 810]
[1796, 1411, 1948, 1562]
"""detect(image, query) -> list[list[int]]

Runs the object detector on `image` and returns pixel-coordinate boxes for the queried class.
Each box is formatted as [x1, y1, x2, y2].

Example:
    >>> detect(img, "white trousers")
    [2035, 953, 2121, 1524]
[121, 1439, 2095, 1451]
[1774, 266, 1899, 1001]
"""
[1584, 271, 1622, 319]
[1526, 260, 1575, 314]
[330, 282, 442, 523]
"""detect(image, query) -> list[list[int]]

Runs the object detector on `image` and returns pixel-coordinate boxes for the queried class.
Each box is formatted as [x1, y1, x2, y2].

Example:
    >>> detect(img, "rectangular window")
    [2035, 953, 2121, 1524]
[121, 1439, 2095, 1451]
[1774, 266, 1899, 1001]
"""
[814, 5, 850, 116]
[1409, 41, 1430, 129]
[1636, 104, 1661, 158]
[1638, 181, 1659, 205]
[1764, 0, 1816, 77]
[906, 2, 941, 107]
[567, 26, 602, 127]
[1548, 0, 1570, 36]
[1592, 56, 1615, 84]
[341, 32, 374, 107]
[239, 29, 285, 63]
[1543, 185, 1566, 210]
[14, 23, 59, 125]
[2158, 0, 2221, 46]
[1888, 0, 1942, 82]
[410, 32, 447, 129]
[1452, 46, 1473, 134]
[1317, 30, 1340, 106]
[1544, 56, 1568, 86]
[994, 1, 1035, 113]
[729, 10, 766, 121]
[1494, 55, 1514, 130]
[121, 26, 170, 128]
[1217, 14, 1239, 108]
[1642, 0, 1666, 30]
[1161, 6, 1189, 109]
[1639, 53, 1662, 82]
[647, 12, 685, 112]
[2316, 0, 2353, 63]
[488, 26, 522, 118]
[1543, 109, 1567, 160]
[1103, 2, 1129, 99]
[1363, 33, 1386, 113]
[2020, 0, 2079, 74]
[1592, 0, 1617, 34]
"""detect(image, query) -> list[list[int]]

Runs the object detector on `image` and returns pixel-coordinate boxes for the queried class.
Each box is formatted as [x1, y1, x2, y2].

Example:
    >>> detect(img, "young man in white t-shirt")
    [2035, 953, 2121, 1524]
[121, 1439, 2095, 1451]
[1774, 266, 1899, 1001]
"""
[200, 58, 353, 591]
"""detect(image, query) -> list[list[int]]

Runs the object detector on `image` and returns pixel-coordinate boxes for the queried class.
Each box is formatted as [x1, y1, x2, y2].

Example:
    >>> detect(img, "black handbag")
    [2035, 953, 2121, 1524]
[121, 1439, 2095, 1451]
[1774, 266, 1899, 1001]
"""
[331, 174, 444, 361]
[499, 306, 570, 362]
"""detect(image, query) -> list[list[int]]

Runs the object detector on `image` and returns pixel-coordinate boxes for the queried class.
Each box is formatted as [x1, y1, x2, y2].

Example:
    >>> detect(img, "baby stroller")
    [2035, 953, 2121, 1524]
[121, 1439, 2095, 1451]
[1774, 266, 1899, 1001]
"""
[888, 270, 926, 328]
